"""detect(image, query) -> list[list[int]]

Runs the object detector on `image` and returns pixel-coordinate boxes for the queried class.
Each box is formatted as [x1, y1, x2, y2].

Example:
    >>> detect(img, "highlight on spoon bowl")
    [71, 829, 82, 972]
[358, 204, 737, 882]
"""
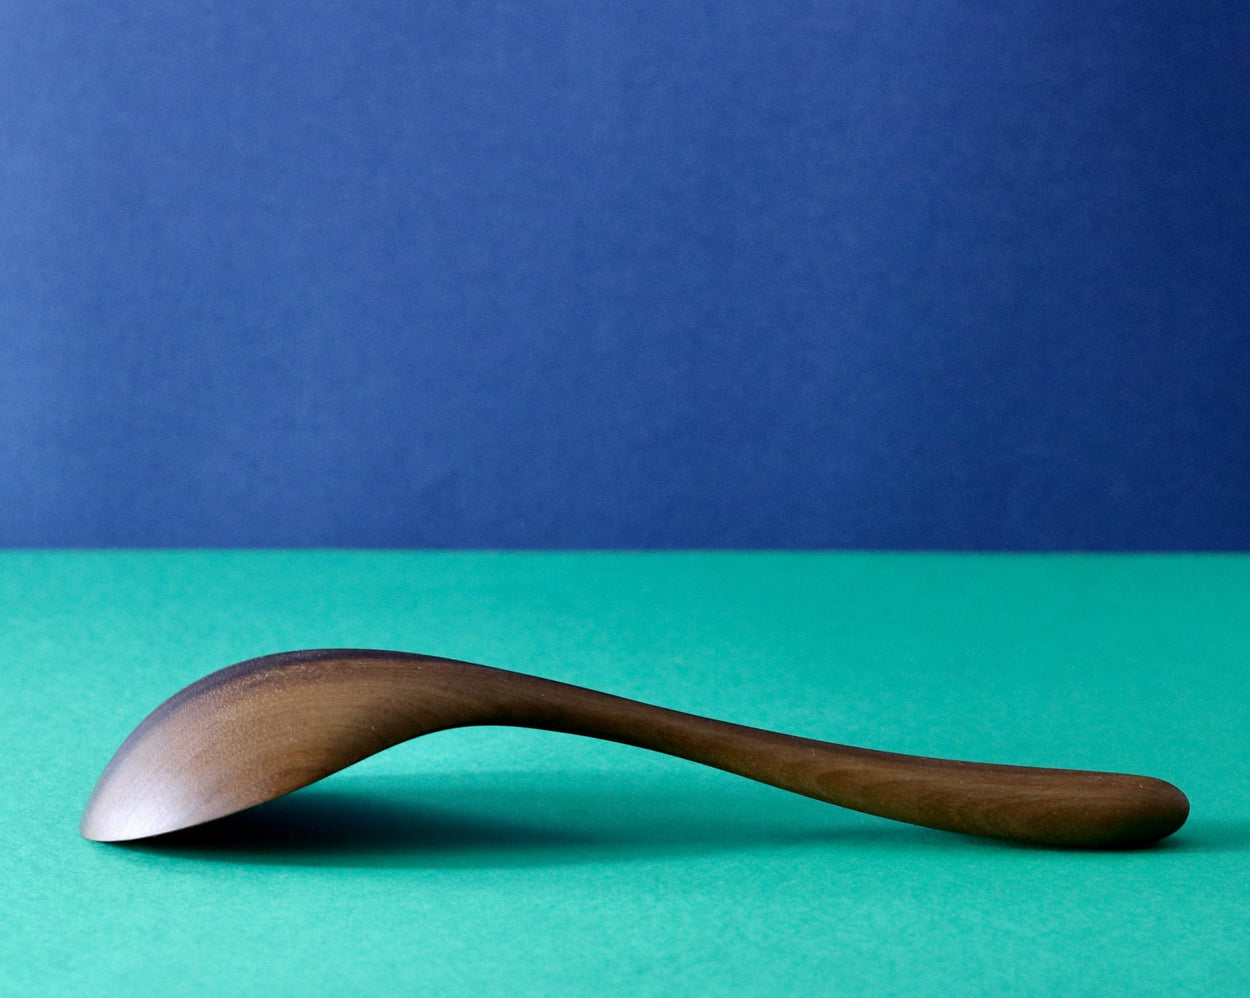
[81, 649, 1189, 848]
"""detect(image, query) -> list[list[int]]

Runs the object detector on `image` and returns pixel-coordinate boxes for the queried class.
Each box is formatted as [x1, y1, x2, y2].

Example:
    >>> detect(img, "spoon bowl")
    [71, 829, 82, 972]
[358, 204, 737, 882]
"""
[81, 649, 1189, 848]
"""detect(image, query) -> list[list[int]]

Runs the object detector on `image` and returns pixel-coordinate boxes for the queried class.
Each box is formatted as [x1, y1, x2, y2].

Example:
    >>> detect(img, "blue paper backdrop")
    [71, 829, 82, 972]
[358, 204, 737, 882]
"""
[2, 2, 1247, 548]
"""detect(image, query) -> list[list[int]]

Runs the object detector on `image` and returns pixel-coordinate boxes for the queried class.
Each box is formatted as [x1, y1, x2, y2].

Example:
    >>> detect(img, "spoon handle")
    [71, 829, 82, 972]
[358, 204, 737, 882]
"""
[441, 657, 1187, 848]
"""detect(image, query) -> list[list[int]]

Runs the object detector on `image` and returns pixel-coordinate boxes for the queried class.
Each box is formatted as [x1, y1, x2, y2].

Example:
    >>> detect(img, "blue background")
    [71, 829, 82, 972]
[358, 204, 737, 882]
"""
[2, 1, 1247, 548]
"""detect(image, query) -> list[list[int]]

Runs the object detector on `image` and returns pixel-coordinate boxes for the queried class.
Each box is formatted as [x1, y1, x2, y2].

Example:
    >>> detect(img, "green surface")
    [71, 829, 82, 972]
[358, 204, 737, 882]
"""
[3, 551, 1247, 996]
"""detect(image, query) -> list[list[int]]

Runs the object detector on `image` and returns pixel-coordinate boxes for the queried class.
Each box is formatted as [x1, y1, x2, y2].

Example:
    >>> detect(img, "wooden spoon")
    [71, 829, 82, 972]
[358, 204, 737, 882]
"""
[80, 649, 1188, 847]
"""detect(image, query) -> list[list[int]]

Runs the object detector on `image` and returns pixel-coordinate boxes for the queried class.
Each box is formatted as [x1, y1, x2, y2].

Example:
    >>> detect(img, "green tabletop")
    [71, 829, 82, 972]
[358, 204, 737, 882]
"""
[3, 552, 1246, 996]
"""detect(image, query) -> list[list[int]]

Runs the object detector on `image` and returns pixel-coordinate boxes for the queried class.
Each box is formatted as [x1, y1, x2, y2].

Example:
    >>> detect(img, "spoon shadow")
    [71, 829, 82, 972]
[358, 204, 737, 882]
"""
[112, 769, 960, 868]
[1157, 818, 1250, 854]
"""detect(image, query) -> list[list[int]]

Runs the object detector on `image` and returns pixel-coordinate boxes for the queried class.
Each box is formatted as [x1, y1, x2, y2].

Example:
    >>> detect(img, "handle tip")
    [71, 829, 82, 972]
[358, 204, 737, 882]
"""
[1026, 775, 1189, 849]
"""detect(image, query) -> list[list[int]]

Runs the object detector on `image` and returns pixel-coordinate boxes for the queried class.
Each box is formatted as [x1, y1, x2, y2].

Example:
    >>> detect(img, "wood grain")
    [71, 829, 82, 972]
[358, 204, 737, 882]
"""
[81, 649, 1189, 847]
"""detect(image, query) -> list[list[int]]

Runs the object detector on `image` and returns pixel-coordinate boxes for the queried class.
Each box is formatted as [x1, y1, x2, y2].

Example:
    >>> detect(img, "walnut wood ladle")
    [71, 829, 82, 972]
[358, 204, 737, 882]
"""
[80, 649, 1188, 848]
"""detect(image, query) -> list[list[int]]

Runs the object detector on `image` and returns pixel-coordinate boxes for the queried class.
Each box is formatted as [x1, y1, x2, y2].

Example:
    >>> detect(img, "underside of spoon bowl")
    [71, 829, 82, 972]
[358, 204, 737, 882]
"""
[80, 650, 482, 841]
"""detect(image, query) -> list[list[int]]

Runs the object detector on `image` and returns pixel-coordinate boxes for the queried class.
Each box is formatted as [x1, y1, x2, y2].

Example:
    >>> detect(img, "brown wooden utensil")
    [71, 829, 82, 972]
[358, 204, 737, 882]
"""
[80, 648, 1188, 847]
